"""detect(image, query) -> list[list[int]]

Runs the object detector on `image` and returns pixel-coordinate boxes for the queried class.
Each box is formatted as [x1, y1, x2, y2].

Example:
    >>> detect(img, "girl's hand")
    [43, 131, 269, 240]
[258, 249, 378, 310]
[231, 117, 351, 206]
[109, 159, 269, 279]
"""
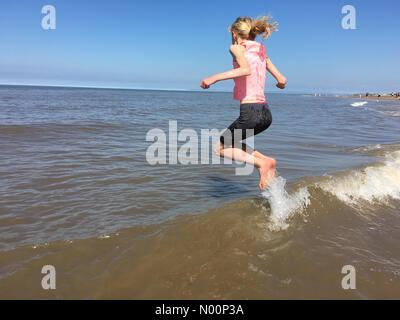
[200, 77, 216, 89]
[276, 82, 286, 89]
[276, 77, 287, 89]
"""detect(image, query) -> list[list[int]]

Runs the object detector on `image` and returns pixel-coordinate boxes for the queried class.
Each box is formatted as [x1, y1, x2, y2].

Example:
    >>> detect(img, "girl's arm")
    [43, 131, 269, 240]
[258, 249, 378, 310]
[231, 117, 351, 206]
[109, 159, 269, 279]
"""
[200, 45, 251, 89]
[266, 57, 287, 89]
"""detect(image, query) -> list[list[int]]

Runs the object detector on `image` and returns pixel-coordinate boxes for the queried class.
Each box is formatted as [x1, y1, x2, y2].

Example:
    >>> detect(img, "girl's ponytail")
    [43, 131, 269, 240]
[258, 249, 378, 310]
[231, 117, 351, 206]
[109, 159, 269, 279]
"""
[230, 15, 278, 40]
[249, 16, 278, 40]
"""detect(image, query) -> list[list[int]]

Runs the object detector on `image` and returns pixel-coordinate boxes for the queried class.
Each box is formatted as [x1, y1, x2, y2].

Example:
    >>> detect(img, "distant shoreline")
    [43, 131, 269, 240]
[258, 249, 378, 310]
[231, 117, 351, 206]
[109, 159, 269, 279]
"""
[351, 94, 400, 101]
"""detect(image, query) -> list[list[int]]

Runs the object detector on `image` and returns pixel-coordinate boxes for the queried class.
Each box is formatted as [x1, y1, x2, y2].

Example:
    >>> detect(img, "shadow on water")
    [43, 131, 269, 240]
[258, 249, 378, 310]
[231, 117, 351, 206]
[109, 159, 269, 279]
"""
[203, 175, 253, 198]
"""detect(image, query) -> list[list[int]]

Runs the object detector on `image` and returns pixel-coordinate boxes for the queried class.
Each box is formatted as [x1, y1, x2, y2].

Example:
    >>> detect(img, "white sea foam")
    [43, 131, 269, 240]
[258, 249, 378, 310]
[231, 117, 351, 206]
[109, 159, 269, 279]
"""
[383, 110, 400, 117]
[351, 144, 382, 153]
[318, 151, 400, 205]
[351, 101, 368, 107]
[262, 177, 311, 230]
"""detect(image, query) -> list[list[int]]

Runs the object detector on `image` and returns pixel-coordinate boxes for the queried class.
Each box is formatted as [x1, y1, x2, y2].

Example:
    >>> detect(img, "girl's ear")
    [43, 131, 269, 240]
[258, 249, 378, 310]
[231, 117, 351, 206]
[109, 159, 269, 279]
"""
[231, 32, 238, 44]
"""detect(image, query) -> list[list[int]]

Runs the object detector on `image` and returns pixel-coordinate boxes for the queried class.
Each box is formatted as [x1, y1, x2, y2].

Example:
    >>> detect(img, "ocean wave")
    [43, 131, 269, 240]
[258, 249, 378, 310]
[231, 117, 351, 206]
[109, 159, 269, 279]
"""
[316, 150, 400, 205]
[345, 143, 400, 157]
[260, 148, 400, 230]
[2, 145, 400, 250]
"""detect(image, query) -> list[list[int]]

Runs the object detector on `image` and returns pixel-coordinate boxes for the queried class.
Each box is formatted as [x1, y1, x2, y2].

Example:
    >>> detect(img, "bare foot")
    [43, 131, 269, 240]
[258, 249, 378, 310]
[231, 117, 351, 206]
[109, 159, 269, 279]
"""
[258, 158, 277, 190]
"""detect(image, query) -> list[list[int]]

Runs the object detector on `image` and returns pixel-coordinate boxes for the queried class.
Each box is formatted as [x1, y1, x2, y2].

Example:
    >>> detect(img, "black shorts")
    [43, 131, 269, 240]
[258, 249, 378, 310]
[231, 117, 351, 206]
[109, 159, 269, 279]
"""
[220, 103, 272, 148]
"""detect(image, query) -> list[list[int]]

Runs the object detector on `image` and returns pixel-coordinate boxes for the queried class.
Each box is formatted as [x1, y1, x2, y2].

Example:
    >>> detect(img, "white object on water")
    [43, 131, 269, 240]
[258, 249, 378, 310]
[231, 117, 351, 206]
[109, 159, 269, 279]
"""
[351, 101, 368, 107]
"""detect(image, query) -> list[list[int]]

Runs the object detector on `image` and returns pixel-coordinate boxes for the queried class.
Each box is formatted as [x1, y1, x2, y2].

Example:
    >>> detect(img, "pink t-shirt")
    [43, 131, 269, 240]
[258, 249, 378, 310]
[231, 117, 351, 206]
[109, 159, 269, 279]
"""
[233, 40, 267, 103]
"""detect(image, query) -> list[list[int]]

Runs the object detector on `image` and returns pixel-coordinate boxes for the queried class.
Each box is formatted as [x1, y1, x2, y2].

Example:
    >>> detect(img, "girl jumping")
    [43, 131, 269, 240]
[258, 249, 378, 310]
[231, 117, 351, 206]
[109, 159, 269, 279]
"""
[200, 16, 287, 190]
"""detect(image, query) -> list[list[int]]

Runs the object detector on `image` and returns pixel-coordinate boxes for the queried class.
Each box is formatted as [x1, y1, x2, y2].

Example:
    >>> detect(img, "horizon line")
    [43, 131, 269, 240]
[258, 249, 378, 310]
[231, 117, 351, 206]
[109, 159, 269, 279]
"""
[0, 83, 351, 95]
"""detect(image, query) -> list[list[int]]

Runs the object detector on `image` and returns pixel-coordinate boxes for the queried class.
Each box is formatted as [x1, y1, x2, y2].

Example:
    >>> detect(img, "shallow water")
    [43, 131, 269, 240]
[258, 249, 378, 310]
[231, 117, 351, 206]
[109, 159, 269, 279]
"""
[0, 86, 399, 299]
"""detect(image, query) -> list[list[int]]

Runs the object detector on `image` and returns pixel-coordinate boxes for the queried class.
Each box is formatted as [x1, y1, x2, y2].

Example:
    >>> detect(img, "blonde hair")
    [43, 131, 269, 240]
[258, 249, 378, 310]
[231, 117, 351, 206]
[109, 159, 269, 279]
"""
[229, 16, 278, 40]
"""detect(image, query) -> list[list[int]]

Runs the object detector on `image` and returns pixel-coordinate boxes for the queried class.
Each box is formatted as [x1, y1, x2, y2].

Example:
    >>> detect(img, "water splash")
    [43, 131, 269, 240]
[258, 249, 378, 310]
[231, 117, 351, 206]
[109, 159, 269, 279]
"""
[262, 176, 311, 231]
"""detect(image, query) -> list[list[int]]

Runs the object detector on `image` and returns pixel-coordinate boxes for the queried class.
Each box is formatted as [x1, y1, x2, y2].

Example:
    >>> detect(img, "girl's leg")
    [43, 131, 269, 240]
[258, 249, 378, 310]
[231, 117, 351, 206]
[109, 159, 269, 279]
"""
[215, 143, 275, 190]
[252, 150, 277, 185]
[240, 144, 276, 164]
[239, 144, 277, 181]
[253, 150, 276, 168]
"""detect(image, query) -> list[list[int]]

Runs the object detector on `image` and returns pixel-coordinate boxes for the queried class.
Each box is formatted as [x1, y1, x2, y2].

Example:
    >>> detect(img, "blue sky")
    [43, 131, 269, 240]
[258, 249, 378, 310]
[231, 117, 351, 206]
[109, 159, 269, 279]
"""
[0, 0, 399, 93]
